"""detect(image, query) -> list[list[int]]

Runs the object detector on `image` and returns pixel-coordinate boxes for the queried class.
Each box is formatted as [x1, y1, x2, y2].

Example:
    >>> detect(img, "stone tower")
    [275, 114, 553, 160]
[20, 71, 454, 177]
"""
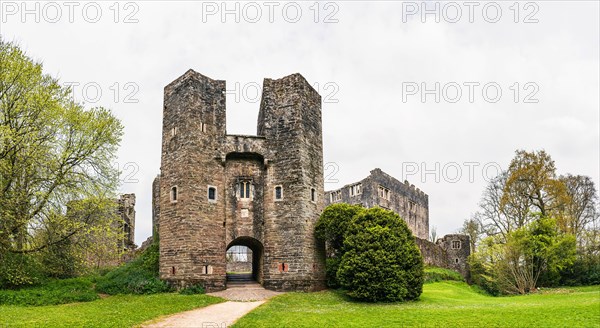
[158, 70, 326, 292]
[437, 234, 471, 278]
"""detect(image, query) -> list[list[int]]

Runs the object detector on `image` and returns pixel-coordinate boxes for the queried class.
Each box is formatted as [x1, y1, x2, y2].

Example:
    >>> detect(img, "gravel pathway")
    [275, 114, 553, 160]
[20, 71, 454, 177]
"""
[142, 301, 264, 328]
[142, 282, 281, 327]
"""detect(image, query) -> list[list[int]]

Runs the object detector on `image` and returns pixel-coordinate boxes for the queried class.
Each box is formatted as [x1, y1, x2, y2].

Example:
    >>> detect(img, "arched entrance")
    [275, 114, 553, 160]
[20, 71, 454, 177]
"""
[226, 236, 263, 285]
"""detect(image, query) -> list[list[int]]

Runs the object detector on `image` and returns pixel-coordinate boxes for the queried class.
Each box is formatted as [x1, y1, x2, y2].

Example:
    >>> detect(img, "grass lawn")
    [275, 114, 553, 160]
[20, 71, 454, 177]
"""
[0, 293, 224, 327]
[234, 282, 600, 327]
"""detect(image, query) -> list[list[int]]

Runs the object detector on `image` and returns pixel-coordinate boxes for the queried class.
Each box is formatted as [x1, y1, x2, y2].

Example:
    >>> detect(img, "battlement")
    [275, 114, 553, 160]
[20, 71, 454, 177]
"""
[370, 168, 428, 201]
[164, 69, 225, 99]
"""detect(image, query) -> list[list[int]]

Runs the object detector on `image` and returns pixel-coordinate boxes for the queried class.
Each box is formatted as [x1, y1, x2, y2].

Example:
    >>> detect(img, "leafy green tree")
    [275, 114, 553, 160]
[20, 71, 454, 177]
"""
[0, 40, 122, 285]
[472, 149, 598, 289]
[468, 236, 503, 295]
[337, 207, 424, 302]
[470, 217, 576, 294]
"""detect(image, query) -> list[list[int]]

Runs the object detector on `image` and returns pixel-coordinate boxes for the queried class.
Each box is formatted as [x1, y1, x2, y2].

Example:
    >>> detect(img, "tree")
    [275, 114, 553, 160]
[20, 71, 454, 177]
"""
[502, 150, 568, 219]
[470, 217, 576, 294]
[70, 198, 125, 271]
[476, 150, 571, 241]
[559, 174, 599, 244]
[477, 171, 515, 240]
[336, 207, 424, 302]
[460, 218, 481, 251]
[429, 225, 437, 242]
[0, 40, 122, 284]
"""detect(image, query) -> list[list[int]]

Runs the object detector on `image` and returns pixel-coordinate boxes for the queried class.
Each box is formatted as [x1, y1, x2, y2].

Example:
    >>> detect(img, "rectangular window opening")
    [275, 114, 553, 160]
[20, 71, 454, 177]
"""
[208, 186, 217, 202]
[378, 186, 390, 200]
[275, 186, 283, 201]
[452, 240, 461, 249]
[170, 186, 178, 202]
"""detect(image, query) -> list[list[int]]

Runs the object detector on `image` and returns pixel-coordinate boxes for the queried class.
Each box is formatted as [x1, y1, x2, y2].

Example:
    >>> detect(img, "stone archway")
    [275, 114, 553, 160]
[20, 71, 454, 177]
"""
[226, 236, 264, 285]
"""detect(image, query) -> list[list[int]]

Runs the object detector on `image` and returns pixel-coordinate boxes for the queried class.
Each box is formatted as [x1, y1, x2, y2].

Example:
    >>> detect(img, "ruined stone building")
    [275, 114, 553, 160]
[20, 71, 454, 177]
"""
[153, 70, 470, 292]
[68, 193, 136, 267]
[326, 171, 470, 278]
[325, 168, 429, 240]
[117, 193, 136, 251]
[154, 70, 326, 292]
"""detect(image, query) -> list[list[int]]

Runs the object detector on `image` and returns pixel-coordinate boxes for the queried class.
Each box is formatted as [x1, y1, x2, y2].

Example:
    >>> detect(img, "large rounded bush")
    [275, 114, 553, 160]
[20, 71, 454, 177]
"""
[315, 203, 364, 288]
[337, 207, 424, 302]
[316, 203, 364, 251]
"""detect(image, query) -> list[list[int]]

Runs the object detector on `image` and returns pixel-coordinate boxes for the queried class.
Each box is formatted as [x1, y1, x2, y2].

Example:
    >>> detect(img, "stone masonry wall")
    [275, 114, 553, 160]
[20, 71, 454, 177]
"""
[415, 237, 448, 268]
[117, 193, 136, 250]
[152, 175, 160, 238]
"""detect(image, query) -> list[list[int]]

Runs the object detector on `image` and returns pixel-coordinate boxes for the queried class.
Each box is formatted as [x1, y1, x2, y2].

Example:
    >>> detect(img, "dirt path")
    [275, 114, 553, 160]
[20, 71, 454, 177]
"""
[142, 300, 264, 328]
[142, 282, 281, 327]
[208, 282, 282, 301]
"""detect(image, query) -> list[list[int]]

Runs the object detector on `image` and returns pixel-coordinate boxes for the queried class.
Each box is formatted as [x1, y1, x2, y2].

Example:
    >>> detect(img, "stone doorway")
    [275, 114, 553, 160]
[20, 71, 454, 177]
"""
[226, 236, 263, 285]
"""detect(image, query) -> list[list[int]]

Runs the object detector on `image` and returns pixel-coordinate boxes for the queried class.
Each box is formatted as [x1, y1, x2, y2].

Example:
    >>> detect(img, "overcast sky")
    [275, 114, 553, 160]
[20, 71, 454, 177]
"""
[2, 1, 598, 245]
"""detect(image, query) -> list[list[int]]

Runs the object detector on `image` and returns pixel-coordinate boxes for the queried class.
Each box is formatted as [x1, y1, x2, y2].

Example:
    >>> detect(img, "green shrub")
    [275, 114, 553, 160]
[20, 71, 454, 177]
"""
[316, 204, 365, 251]
[179, 284, 205, 295]
[315, 203, 365, 288]
[424, 267, 464, 283]
[337, 207, 424, 302]
[0, 277, 98, 306]
[38, 239, 80, 279]
[95, 241, 172, 295]
[0, 252, 44, 289]
[559, 254, 600, 286]
[468, 253, 501, 296]
[325, 257, 342, 288]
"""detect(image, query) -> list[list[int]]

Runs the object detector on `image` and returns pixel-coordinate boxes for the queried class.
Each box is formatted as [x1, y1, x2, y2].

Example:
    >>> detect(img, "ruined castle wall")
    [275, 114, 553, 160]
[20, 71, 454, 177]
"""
[117, 193, 136, 250]
[415, 237, 448, 268]
[152, 175, 160, 237]
[325, 169, 429, 239]
[227, 261, 253, 273]
[437, 234, 471, 279]
[324, 168, 470, 278]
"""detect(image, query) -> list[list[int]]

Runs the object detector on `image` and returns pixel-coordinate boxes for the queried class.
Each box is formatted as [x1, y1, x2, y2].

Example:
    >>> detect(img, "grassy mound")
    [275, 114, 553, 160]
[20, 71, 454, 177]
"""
[95, 242, 171, 295]
[424, 266, 464, 283]
[0, 277, 98, 306]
